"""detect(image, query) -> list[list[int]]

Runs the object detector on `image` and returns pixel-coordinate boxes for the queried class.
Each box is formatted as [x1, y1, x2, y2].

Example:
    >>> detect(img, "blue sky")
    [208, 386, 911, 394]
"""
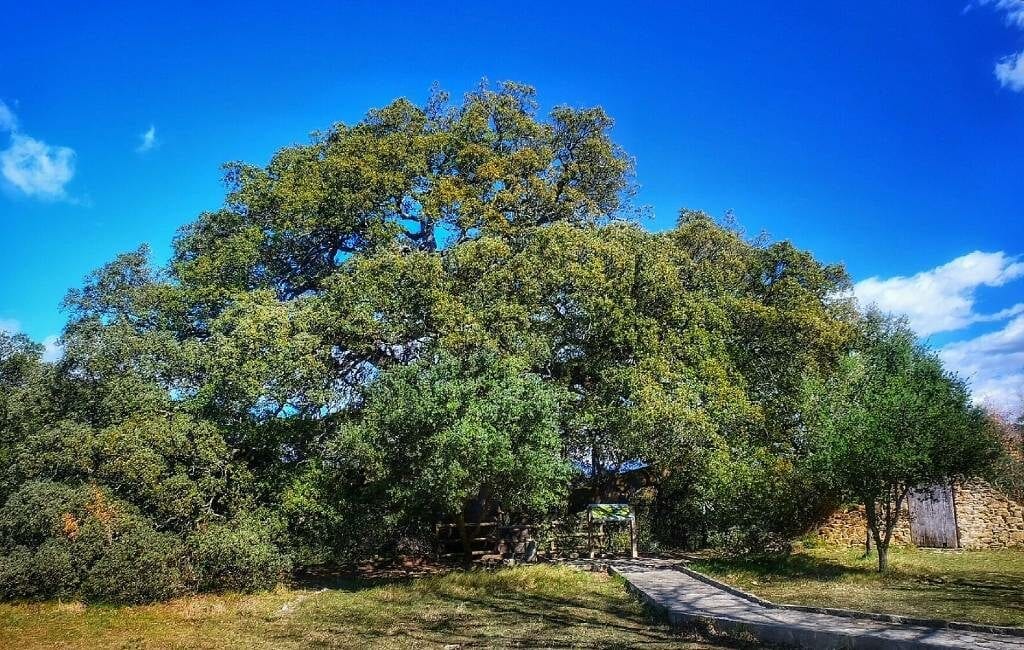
[1, 1, 1022, 409]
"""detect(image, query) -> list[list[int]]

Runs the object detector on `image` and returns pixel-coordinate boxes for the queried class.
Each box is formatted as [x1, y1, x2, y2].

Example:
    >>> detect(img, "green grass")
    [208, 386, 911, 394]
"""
[0, 565, 745, 649]
[690, 546, 1024, 627]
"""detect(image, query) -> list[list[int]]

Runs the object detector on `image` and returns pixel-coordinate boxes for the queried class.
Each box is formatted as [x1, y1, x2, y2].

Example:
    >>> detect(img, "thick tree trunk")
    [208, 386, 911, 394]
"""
[877, 544, 889, 572]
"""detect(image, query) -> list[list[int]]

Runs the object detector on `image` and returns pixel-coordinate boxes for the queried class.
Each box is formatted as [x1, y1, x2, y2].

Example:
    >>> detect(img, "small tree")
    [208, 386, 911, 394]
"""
[803, 312, 1000, 572]
[990, 409, 1024, 504]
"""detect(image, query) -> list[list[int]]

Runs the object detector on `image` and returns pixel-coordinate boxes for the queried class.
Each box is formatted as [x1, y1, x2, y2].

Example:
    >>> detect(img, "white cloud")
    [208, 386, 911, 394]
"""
[136, 124, 157, 153]
[941, 315, 1024, 415]
[40, 335, 63, 363]
[0, 101, 77, 200]
[976, 0, 1024, 92]
[853, 251, 1024, 336]
[979, 0, 1024, 28]
[0, 318, 20, 334]
[0, 101, 17, 133]
[996, 51, 1024, 91]
[856, 250, 1024, 414]
[1, 134, 76, 200]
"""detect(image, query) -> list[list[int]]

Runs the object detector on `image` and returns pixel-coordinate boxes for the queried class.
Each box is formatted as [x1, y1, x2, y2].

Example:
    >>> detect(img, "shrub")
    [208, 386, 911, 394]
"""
[188, 513, 290, 592]
[82, 520, 188, 603]
[0, 546, 36, 599]
[0, 482, 94, 600]
[31, 539, 78, 598]
[0, 481, 190, 603]
[0, 480, 91, 548]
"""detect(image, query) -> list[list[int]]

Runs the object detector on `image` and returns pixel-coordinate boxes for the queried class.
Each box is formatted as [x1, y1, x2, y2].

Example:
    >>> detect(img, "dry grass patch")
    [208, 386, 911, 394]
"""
[0, 564, 750, 649]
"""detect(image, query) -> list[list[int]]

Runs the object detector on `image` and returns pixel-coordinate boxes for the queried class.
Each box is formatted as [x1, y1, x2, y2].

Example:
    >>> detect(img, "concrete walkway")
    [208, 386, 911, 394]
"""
[608, 559, 1024, 649]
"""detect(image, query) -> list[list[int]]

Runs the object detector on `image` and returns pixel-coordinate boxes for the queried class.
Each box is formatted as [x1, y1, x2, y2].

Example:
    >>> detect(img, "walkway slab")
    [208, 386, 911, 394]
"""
[608, 559, 1024, 649]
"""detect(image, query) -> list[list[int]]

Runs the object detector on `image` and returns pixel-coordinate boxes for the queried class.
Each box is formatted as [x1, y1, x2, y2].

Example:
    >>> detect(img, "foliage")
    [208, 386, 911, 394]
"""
[188, 512, 291, 592]
[357, 352, 568, 519]
[654, 445, 829, 553]
[0, 481, 188, 603]
[989, 412, 1024, 503]
[336, 352, 569, 560]
[80, 520, 187, 603]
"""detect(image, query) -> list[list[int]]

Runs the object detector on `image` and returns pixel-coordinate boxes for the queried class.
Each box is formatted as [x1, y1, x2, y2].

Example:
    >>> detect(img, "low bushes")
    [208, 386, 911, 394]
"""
[188, 513, 291, 592]
[80, 521, 187, 603]
[0, 481, 289, 603]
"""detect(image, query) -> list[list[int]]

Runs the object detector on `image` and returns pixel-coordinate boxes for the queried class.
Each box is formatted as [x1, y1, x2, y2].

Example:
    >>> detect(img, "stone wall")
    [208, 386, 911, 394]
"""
[954, 479, 1024, 549]
[815, 503, 912, 547]
[815, 479, 1024, 549]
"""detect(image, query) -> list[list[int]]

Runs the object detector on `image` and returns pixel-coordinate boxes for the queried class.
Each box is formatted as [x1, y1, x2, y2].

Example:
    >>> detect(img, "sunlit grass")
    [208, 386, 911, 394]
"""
[690, 546, 1024, 627]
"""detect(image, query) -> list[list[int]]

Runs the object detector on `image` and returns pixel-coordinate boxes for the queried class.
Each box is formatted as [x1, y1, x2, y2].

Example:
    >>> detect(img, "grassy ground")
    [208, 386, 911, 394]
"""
[690, 546, 1024, 627]
[0, 564, 748, 649]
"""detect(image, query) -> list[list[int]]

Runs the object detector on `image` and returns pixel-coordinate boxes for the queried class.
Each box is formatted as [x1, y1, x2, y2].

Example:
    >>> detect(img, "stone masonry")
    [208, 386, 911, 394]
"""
[817, 480, 1024, 549]
[954, 478, 1024, 549]
[817, 503, 913, 547]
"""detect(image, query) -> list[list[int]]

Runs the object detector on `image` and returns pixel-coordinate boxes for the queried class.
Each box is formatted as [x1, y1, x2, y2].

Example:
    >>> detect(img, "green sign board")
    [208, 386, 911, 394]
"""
[587, 503, 632, 522]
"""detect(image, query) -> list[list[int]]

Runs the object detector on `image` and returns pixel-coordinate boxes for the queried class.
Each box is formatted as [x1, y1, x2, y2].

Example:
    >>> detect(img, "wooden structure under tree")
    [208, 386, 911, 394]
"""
[433, 504, 641, 561]
[585, 503, 638, 559]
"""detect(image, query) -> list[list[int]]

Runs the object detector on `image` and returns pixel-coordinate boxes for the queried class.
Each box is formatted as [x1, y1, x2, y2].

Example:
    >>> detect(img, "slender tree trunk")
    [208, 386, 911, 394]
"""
[456, 511, 473, 566]
[872, 522, 888, 573]
[864, 487, 907, 573]
[878, 486, 908, 574]
[873, 529, 891, 572]
[862, 525, 873, 558]
[863, 496, 889, 573]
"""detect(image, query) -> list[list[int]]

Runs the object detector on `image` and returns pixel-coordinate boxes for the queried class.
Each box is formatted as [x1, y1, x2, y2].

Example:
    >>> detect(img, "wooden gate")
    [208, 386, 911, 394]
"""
[907, 483, 959, 548]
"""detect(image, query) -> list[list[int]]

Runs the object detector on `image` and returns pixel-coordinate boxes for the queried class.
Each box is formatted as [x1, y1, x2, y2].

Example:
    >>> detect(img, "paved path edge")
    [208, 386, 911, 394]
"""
[609, 564, 877, 648]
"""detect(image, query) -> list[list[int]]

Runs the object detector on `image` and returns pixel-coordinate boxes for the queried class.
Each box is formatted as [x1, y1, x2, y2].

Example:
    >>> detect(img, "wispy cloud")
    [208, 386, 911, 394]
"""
[981, 0, 1024, 27]
[0, 102, 17, 132]
[136, 124, 158, 153]
[853, 251, 1024, 336]
[974, 0, 1024, 92]
[941, 315, 1024, 415]
[0, 100, 77, 201]
[996, 51, 1024, 91]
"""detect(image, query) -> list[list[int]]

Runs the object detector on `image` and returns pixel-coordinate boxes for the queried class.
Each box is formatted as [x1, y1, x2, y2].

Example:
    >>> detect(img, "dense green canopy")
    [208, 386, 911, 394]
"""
[0, 82, 991, 600]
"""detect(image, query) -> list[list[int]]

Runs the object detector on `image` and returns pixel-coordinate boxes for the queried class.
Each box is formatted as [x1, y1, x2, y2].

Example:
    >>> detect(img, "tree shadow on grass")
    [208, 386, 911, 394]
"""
[693, 553, 863, 582]
[291, 561, 452, 592]
[265, 571, 765, 649]
[880, 582, 1024, 626]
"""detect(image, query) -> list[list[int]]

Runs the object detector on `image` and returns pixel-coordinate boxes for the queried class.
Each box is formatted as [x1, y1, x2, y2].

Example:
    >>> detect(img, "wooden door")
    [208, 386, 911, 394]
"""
[907, 483, 959, 548]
